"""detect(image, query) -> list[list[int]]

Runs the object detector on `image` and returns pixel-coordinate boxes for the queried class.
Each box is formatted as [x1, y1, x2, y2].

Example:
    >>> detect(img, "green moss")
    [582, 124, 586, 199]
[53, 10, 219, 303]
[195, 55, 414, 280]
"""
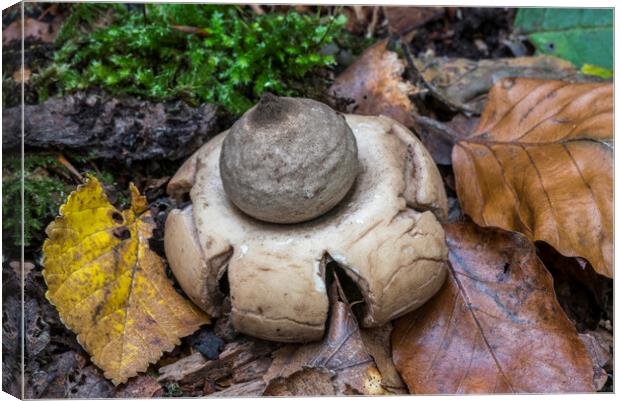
[2, 155, 67, 248]
[1, 154, 121, 250]
[43, 4, 346, 113]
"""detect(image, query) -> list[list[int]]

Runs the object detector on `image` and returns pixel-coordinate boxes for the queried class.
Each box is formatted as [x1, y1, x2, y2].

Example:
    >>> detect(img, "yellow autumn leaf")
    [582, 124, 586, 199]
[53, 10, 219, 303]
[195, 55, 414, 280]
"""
[42, 175, 209, 385]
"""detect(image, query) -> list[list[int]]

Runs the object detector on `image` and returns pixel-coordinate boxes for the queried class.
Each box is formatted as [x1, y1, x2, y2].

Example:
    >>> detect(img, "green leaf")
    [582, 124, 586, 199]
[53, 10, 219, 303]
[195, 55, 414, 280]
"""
[514, 8, 612, 69]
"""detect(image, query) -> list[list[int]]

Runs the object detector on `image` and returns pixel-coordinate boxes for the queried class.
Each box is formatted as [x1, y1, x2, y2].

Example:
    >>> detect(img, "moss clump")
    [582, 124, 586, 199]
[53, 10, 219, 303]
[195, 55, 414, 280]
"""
[2, 155, 67, 249]
[42, 4, 346, 113]
[1, 154, 122, 251]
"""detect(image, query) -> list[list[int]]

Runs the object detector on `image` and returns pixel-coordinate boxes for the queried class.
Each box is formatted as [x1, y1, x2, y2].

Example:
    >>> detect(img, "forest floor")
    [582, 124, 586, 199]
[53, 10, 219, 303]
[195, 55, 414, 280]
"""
[2, 3, 613, 398]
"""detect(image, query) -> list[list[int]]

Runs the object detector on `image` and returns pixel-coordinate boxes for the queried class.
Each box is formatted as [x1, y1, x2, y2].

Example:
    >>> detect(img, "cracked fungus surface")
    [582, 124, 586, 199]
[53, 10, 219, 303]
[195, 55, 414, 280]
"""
[165, 114, 449, 342]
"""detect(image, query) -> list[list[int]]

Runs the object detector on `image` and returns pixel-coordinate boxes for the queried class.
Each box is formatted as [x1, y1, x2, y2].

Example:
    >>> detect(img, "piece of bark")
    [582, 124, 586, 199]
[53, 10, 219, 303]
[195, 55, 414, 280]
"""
[157, 353, 207, 383]
[66, 365, 115, 398]
[2, 91, 219, 161]
[264, 367, 336, 396]
[158, 338, 276, 384]
[232, 357, 272, 384]
[209, 379, 267, 397]
[115, 375, 163, 398]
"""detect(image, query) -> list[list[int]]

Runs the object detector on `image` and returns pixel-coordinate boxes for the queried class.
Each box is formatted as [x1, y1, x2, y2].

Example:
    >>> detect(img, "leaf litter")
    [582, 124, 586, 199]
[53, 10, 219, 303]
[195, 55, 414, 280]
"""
[392, 222, 595, 393]
[8, 4, 613, 396]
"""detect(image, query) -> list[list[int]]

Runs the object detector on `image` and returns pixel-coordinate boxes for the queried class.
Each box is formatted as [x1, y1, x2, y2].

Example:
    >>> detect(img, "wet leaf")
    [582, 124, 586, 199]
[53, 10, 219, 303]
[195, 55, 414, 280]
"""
[384, 6, 445, 35]
[414, 54, 584, 114]
[42, 175, 209, 385]
[413, 113, 479, 165]
[392, 222, 595, 394]
[2, 17, 59, 45]
[452, 78, 612, 278]
[329, 39, 417, 127]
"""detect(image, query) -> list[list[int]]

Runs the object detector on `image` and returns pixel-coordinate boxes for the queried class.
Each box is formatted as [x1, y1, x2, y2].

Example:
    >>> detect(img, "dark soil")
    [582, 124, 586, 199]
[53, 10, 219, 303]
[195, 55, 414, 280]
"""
[409, 7, 527, 59]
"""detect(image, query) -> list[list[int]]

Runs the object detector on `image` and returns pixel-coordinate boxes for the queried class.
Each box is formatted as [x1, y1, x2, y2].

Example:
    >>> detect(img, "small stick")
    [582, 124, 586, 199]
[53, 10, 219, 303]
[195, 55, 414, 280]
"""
[366, 7, 379, 38]
[57, 154, 83, 181]
[249, 4, 264, 15]
[89, 160, 102, 177]
[352, 5, 365, 22]
[171, 25, 209, 37]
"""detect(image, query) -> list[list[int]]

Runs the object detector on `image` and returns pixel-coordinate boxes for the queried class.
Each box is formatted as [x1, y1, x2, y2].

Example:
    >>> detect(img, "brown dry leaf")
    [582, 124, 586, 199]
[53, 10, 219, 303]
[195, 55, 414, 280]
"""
[12, 67, 31, 83]
[392, 222, 595, 394]
[415, 54, 586, 114]
[384, 6, 445, 35]
[264, 282, 390, 395]
[3, 17, 59, 45]
[413, 113, 479, 165]
[452, 78, 612, 277]
[342, 6, 372, 34]
[329, 39, 417, 128]
[42, 175, 209, 384]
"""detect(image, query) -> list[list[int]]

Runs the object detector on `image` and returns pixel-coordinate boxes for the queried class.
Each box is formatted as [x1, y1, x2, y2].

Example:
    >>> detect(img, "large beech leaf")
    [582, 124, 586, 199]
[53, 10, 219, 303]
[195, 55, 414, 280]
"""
[392, 222, 594, 394]
[42, 176, 209, 385]
[452, 78, 612, 277]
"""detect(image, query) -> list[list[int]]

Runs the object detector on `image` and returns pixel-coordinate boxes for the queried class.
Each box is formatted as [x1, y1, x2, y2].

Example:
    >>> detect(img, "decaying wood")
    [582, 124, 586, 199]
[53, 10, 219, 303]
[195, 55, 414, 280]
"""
[157, 353, 208, 383]
[158, 338, 277, 385]
[208, 379, 267, 397]
[2, 91, 219, 161]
